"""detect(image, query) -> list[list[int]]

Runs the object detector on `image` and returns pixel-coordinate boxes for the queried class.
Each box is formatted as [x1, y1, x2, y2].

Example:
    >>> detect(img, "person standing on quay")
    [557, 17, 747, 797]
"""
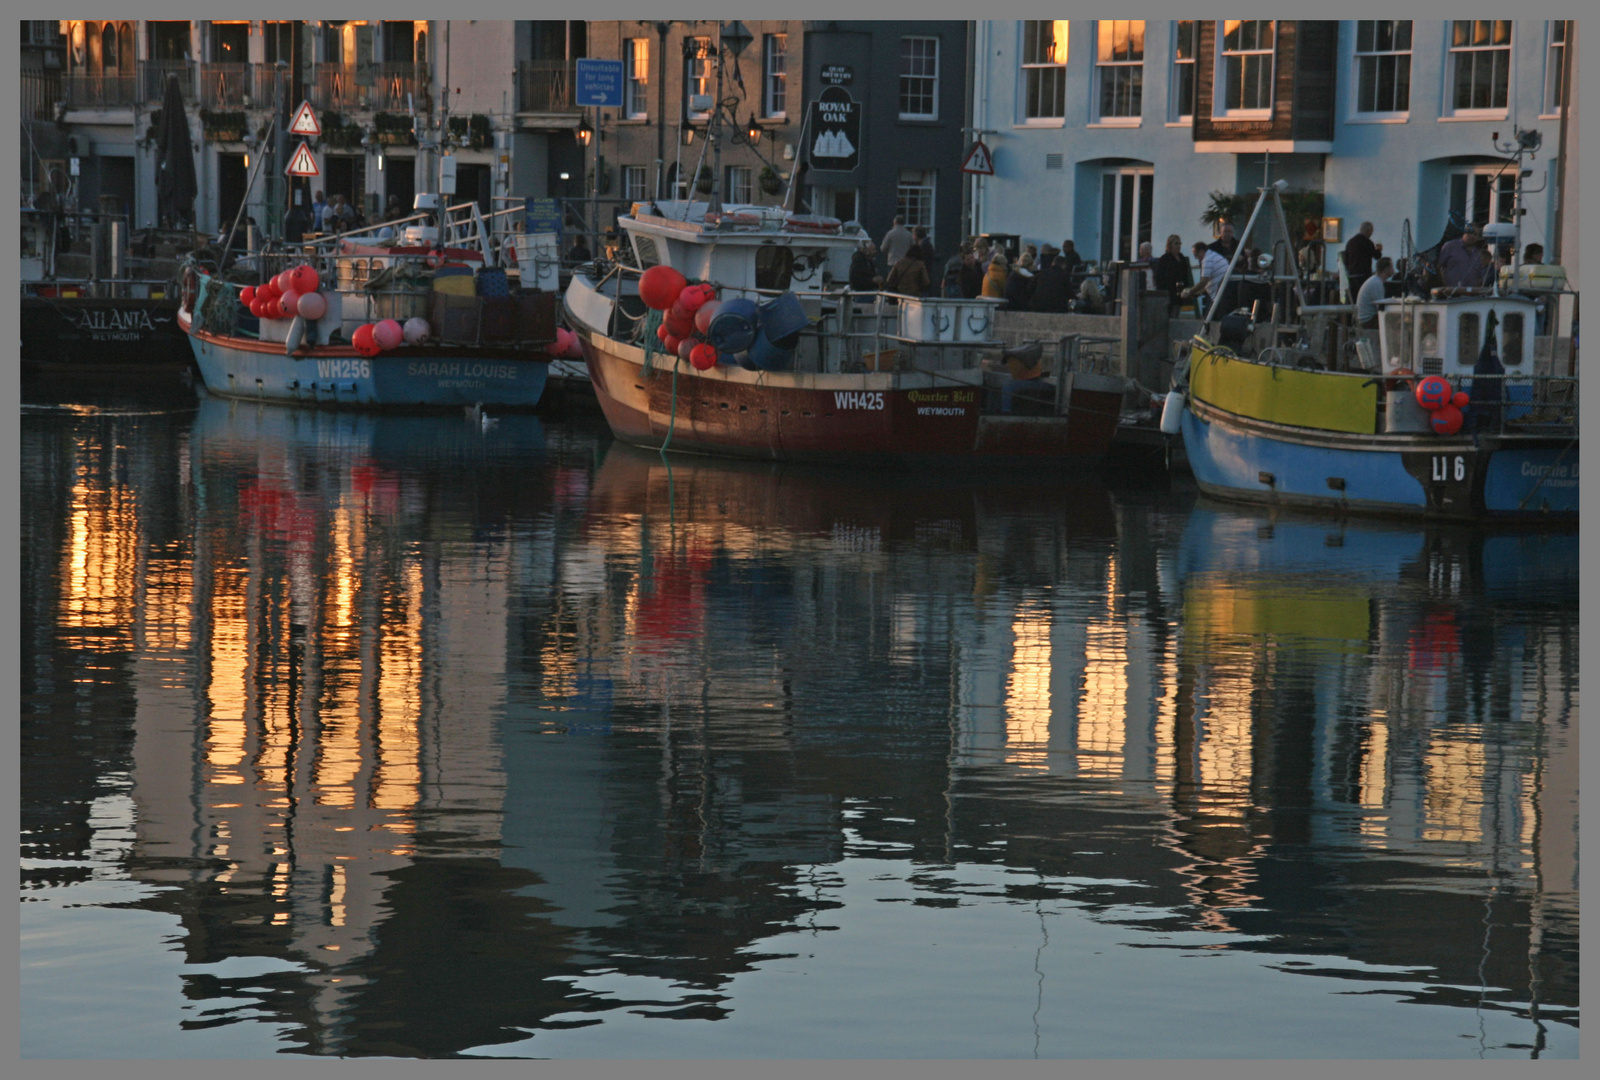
[1356, 257, 1394, 329]
[1153, 234, 1193, 315]
[1343, 221, 1377, 296]
[881, 216, 914, 267]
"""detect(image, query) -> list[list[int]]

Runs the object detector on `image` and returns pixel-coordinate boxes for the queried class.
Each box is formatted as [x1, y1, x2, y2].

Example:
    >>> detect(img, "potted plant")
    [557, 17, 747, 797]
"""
[199, 108, 246, 142]
[373, 111, 416, 146]
[758, 164, 782, 196]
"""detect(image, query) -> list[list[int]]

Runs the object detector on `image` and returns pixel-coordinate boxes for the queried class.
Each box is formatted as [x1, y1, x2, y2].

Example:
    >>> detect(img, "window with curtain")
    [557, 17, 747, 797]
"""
[1170, 21, 1197, 121]
[1217, 20, 1274, 116]
[1096, 21, 1144, 120]
[1448, 20, 1511, 114]
[1021, 20, 1068, 120]
[625, 38, 649, 119]
[764, 33, 787, 118]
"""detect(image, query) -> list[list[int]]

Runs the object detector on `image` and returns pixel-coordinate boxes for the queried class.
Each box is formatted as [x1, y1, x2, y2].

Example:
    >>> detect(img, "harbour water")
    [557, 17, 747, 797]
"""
[20, 385, 1578, 1059]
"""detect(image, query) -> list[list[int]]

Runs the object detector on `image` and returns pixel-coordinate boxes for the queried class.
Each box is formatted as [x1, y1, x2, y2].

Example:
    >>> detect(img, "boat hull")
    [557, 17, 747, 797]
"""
[22, 296, 189, 374]
[573, 326, 1123, 467]
[1181, 397, 1577, 522]
[184, 314, 549, 409]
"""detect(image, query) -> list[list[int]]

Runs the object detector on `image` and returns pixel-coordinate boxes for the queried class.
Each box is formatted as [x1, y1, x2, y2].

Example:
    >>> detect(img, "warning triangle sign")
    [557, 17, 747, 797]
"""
[289, 100, 321, 137]
[961, 140, 994, 176]
[285, 142, 320, 177]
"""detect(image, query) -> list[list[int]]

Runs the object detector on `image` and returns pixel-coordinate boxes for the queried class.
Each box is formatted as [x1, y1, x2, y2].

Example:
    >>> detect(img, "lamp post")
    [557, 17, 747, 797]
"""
[576, 113, 595, 253]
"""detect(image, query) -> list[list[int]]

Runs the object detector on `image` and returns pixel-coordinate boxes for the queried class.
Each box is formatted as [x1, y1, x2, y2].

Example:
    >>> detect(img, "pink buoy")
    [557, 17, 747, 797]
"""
[295, 290, 327, 321]
[278, 289, 301, 318]
[677, 337, 696, 360]
[373, 319, 404, 351]
[288, 264, 320, 294]
[275, 270, 296, 295]
[693, 300, 721, 335]
[403, 317, 431, 344]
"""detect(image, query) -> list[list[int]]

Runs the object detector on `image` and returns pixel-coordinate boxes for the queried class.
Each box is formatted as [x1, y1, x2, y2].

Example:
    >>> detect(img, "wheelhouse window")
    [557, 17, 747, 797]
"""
[1217, 20, 1274, 117]
[1170, 21, 1197, 122]
[1544, 21, 1569, 115]
[625, 38, 648, 120]
[1095, 21, 1144, 121]
[685, 36, 712, 121]
[763, 33, 787, 118]
[1447, 20, 1511, 115]
[1021, 20, 1068, 121]
[1353, 20, 1411, 116]
[900, 36, 938, 119]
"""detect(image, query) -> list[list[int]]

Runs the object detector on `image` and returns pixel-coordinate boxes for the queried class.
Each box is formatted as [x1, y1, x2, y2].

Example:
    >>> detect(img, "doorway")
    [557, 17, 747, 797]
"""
[322, 155, 366, 218]
[217, 152, 248, 234]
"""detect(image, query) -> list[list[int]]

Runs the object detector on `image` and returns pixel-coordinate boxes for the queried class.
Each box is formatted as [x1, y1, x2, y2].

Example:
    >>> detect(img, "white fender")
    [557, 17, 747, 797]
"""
[285, 315, 306, 356]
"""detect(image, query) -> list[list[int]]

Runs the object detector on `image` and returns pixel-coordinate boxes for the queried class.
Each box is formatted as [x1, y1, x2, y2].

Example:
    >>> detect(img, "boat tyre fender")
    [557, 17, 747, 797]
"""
[181, 266, 199, 314]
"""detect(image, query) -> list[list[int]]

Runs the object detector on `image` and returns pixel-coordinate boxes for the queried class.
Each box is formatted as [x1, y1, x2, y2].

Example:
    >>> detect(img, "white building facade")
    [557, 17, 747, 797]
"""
[969, 19, 1575, 277]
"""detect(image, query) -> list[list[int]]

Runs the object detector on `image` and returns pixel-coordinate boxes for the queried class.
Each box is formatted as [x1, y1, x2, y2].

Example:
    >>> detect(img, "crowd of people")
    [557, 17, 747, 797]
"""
[856, 212, 1548, 323]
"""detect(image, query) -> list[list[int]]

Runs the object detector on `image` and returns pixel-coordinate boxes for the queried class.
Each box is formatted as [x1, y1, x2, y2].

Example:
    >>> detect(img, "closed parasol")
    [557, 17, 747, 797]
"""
[155, 75, 197, 228]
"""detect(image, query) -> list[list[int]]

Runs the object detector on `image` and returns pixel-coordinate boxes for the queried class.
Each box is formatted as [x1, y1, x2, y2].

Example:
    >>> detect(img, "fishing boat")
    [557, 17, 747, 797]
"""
[21, 207, 190, 378]
[177, 198, 557, 409]
[562, 202, 1125, 466]
[1167, 186, 1577, 523]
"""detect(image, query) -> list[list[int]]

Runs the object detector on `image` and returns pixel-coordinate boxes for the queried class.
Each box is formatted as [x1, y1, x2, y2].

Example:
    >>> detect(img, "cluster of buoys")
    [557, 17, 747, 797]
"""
[348, 317, 424, 358]
[243, 265, 327, 322]
[642, 265, 732, 370]
[1413, 374, 1470, 435]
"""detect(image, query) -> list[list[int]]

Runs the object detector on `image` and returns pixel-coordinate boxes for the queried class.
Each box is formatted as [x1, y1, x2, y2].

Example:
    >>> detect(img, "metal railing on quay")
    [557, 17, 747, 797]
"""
[140, 61, 196, 103]
[22, 70, 62, 118]
[370, 62, 425, 112]
[62, 73, 139, 108]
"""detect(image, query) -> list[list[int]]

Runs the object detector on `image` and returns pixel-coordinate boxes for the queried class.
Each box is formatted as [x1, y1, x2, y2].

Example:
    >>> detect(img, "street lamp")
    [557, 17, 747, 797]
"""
[575, 116, 593, 147]
[746, 114, 762, 145]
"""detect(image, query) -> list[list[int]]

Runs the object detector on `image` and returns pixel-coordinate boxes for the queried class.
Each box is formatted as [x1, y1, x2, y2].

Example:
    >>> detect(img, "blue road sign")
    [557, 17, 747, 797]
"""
[576, 59, 625, 107]
[524, 198, 562, 235]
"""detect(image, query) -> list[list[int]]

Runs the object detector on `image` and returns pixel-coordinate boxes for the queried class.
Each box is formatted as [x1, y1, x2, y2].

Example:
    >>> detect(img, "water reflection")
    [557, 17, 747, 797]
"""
[19, 396, 1577, 1059]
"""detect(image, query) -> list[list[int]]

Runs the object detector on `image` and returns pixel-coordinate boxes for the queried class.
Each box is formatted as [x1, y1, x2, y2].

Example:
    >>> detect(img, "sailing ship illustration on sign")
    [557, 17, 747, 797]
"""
[809, 85, 860, 171]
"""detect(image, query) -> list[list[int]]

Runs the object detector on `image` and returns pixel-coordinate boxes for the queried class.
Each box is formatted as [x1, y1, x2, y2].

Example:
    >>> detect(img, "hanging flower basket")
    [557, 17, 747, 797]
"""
[695, 166, 714, 195]
[758, 165, 783, 196]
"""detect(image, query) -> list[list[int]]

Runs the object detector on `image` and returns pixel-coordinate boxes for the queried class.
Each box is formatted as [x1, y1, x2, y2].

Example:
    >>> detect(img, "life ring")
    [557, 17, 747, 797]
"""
[1384, 366, 1416, 394]
[181, 266, 199, 312]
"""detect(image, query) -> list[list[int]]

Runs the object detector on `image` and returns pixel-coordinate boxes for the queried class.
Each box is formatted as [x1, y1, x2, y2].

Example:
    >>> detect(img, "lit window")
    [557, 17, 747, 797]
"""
[1353, 21, 1411, 115]
[1096, 21, 1144, 120]
[1447, 20, 1511, 114]
[1217, 20, 1274, 116]
[625, 39, 648, 120]
[900, 36, 938, 119]
[1021, 20, 1068, 121]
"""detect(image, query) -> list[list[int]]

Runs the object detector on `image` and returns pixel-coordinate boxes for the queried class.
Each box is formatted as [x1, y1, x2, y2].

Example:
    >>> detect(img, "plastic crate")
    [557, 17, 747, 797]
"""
[430, 291, 480, 345]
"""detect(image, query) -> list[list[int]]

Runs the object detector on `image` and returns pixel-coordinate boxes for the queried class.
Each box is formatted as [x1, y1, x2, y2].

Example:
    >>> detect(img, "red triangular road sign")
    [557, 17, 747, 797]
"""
[961, 140, 994, 176]
[289, 100, 321, 136]
[285, 142, 319, 177]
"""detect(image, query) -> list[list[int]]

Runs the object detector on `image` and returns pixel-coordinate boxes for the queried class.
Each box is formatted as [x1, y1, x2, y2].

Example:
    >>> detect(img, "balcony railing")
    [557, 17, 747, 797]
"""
[371, 61, 428, 113]
[517, 60, 578, 113]
[140, 61, 196, 104]
[311, 65, 372, 112]
[199, 63, 252, 109]
[21, 69, 62, 119]
[62, 72, 138, 108]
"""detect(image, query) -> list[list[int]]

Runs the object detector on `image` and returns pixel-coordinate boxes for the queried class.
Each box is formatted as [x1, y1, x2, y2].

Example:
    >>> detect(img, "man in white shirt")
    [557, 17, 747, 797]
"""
[1182, 241, 1231, 315]
[1356, 257, 1393, 328]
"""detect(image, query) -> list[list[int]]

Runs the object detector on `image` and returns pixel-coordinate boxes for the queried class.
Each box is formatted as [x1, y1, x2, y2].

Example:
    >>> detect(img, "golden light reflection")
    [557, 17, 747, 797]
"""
[1078, 564, 1128, 779]
[59, 458, 140, 653]
[1422, 735, 1486, 844]
[373, 561, 423, 814]
[1004, 598, 1052, 770]
[206, 567, 250, 778]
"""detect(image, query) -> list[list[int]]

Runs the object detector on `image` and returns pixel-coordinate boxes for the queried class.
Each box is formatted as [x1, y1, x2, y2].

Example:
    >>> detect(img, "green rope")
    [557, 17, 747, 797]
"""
[640, 308, 664, 376]
[660, 359, 680, 461]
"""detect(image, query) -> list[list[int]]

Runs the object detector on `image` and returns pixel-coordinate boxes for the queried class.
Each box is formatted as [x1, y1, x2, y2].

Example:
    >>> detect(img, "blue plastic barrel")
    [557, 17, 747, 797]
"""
[708, 297, 760, 352]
